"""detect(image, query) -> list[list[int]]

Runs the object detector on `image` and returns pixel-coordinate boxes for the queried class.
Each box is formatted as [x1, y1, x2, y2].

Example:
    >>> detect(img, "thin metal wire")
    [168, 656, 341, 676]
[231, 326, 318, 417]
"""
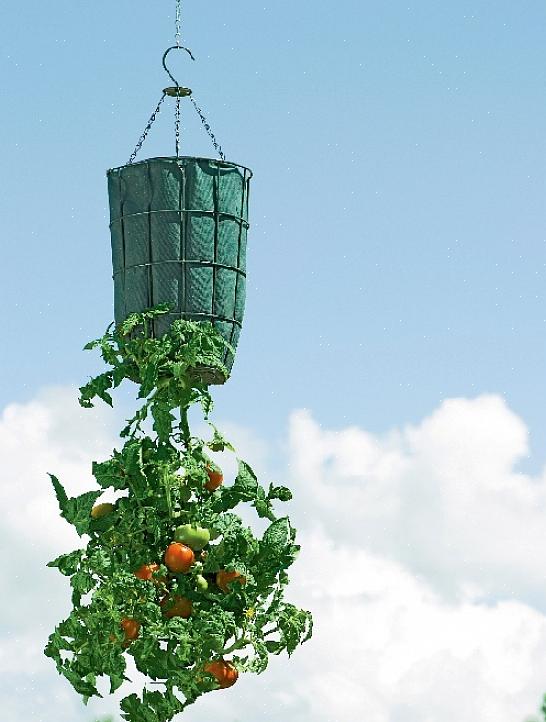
[175, 0, 182, 46]
[190, 96, 226, 161]
[127, 93, 167, 165]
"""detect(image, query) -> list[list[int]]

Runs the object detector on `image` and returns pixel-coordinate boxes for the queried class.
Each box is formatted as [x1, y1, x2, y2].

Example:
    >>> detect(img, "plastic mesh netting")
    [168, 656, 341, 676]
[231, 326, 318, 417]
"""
[107, 156, 252, 382]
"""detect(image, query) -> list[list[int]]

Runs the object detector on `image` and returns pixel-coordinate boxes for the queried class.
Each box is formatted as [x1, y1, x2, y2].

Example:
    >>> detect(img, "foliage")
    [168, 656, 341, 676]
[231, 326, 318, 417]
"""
[45, 306, 313, 722]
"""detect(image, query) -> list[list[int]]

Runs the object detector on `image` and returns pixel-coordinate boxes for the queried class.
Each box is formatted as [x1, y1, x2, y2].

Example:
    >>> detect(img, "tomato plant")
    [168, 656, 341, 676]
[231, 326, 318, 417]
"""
[45, 307, 313, 722]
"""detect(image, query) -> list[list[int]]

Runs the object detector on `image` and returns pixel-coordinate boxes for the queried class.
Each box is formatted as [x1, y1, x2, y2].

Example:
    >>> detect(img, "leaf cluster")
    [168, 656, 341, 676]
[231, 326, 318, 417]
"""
[45, 309, 312, 722]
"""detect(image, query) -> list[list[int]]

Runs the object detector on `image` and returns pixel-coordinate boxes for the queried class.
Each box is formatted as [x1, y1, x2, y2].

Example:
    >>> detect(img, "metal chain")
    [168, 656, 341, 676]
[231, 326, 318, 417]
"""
[190, 96, 226, 161]
[127, 93, 167, 165]
[175, 95, 181, 157]
[175, 0, 182, 47]
[174, 0, 182, 156]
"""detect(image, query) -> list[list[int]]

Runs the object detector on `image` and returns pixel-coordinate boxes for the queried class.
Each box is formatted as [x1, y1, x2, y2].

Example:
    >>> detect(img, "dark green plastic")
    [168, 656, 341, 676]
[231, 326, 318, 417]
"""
[107, 156, 252, 383]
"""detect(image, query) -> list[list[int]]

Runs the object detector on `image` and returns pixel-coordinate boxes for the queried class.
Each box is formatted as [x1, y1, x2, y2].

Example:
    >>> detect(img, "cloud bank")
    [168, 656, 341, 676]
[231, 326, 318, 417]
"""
[1, 388, 545, 722]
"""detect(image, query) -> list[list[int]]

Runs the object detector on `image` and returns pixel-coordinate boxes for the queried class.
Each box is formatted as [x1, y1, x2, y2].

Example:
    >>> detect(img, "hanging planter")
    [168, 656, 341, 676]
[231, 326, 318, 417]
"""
[45, 6, 312, 722]
[107, 46, 252, 383]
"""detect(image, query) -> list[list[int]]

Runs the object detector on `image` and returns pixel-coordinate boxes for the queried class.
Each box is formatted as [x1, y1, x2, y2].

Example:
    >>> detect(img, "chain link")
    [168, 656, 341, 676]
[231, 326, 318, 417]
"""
[175, 0, 182, 47]
[190, 96, 226, 161]
[127, 93, 167, 165]
[175, 95, 181, 157]
[125, 1, 227, 165]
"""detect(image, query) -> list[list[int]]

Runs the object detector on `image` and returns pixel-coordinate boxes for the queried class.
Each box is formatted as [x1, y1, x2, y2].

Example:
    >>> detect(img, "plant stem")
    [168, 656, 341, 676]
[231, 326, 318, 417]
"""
[221, 637, 251, 655]
[179, 407, 191, 447]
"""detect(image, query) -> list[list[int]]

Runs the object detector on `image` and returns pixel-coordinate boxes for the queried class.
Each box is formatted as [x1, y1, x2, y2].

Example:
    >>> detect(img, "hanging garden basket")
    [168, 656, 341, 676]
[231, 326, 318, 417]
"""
[107, 47, 252, 384]
[107, 156, 251, 383]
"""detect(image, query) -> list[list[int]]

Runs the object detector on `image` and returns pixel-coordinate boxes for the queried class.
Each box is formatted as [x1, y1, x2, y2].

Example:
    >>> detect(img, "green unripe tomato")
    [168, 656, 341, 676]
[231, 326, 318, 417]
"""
[174, 523, 211, 551]
[196, 574, 209, 591]
[90, 503, 115, 520]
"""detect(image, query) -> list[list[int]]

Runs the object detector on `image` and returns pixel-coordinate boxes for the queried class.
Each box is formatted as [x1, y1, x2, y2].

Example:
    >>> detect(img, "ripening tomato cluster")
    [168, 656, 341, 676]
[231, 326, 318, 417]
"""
[104, 465, 245, 690]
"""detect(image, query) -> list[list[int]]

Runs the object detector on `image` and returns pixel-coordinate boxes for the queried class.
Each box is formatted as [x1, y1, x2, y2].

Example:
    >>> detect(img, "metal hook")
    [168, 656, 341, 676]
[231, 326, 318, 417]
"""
[162, 45, 195, 87]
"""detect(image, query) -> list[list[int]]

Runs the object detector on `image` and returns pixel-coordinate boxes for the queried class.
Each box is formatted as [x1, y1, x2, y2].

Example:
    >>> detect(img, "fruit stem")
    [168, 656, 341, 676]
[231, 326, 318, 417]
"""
[221, 636, 251, 655]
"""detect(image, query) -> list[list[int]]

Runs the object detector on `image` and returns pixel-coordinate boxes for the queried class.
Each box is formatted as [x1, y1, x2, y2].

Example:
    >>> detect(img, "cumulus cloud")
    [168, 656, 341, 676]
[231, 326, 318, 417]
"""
[288, 395, 546, 606]
[2, 388, 546, 722]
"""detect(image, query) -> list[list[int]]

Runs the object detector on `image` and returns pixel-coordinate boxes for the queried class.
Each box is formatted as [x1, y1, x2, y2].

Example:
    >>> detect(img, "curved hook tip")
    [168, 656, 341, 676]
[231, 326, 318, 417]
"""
[162, 45, 196, 87]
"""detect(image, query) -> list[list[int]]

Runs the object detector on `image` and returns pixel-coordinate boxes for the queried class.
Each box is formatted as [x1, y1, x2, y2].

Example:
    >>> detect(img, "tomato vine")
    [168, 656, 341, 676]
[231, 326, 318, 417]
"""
[45, 306, 313, 722]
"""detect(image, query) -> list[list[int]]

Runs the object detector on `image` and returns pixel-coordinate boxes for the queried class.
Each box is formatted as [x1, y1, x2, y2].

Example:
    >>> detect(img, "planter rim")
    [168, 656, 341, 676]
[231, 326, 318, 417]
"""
[107, 155, 253, 178]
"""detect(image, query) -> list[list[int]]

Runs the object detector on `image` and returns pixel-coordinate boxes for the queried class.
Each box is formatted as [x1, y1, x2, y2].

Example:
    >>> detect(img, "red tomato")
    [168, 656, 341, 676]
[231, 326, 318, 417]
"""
[120, 617, 140, 643]
[160, 594, 193, 619]
[204, 659, 239, 688]
[205, 466, 223, 491]
[216, 570, 246, 593]
[164, 542, 195, 573]
[134, 563, 165, 585]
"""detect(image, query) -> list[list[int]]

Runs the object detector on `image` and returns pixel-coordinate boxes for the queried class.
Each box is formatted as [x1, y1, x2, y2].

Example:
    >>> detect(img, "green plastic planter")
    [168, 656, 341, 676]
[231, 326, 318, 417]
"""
[107, 156, 252, 383]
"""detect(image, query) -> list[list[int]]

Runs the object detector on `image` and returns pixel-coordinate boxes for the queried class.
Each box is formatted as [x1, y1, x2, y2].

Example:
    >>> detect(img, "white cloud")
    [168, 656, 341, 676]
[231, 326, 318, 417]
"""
[2, 388, 546, 722]
[288, 395, 546, 605]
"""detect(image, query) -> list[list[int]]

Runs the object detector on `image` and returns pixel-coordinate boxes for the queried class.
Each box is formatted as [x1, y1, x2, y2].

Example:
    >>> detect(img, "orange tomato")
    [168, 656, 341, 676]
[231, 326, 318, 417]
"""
[203, 659, 238, 688]
[134, 563, 165, 584]
[216, 570, 246, 593]
[160, 594, 193, 619]
[205, 466, 223, 492]
[120, 617, 140, 643]
[164, 542, 195, 573]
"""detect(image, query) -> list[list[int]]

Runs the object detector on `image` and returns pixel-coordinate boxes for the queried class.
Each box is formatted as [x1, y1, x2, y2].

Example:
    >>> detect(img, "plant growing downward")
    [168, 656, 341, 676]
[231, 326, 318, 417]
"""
[45, 306, 313, 722]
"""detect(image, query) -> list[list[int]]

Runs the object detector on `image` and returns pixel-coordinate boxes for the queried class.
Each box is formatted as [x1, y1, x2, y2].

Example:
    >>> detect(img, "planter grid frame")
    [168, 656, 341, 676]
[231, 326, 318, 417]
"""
[107, 155, 252, 382]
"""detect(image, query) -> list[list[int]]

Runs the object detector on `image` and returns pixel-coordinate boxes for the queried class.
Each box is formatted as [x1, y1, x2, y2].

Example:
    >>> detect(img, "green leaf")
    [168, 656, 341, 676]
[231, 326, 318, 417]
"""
[233, 460, 259, 500]
[49, 474, 101, 535]
[261, 517, 291, 558]
[47, 549, 84, 576]
[267, 484, 293, 502]
[207, 423, 235, 452]
[92, 458, 126, 491]
[151, 402, 175, 442]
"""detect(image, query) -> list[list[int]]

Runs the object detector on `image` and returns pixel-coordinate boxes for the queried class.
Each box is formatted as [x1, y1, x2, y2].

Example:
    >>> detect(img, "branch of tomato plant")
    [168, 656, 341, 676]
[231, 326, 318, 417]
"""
[179, 407, 191, 447]
[221, 636, 252, 656]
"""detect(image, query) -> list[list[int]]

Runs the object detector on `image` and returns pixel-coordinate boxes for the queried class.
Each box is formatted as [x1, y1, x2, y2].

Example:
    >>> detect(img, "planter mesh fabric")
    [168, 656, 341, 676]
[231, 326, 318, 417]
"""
[107, 156, 252, 383]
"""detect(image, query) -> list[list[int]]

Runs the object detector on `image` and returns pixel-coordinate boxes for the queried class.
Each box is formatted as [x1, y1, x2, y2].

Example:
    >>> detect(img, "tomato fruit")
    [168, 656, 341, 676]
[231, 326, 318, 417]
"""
[164, 542, 195, 573]
[203, 659, 238, 688]
[160, 594, 192, 619]
[174, 523, 210, 550]
[90, 502, 114, 519]
[195, 574, 209, 591]
[120, 618, 140, 643]
[216, 570, 246, 593]
[134, 563, 165, 585]
[205, 466, 223, 491]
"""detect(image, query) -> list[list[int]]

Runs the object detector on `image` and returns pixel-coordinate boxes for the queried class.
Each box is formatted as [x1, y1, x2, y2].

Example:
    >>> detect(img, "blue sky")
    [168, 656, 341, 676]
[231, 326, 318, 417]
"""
[3, 2, 546, 721]
[2, 0, 545, 457]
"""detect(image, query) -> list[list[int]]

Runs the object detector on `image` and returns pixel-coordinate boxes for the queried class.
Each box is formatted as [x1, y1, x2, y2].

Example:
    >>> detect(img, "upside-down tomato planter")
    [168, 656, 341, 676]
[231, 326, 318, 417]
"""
[45, 309, 313, 722]
[44, 4, 312, 720]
